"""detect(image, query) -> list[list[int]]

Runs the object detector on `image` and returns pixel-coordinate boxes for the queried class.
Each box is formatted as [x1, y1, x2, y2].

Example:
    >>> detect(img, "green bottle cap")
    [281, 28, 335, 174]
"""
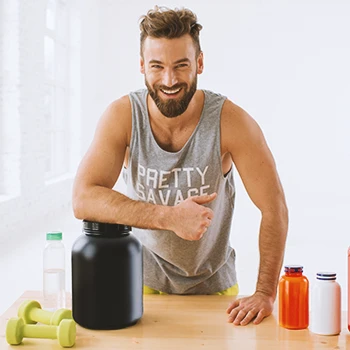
[46, 231, 62, 240]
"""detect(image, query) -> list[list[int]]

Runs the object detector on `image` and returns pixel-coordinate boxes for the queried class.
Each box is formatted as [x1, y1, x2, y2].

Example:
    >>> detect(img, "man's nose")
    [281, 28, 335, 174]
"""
[162, 68, 178, 87]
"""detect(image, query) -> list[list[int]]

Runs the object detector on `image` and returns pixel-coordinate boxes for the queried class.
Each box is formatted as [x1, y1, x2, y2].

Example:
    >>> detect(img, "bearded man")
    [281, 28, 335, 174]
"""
[73, 6, 288, 326]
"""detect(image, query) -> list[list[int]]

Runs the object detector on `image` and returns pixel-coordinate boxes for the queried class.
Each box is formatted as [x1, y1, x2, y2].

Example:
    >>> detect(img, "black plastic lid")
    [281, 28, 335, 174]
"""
[284, 265, 303, 273]
[316, 272, 336, 280]
[83, 220, 131, 236]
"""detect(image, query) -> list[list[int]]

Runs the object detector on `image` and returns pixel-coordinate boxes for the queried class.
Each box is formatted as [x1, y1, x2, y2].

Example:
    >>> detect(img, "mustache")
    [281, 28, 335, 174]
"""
[155, 83, 186, 90]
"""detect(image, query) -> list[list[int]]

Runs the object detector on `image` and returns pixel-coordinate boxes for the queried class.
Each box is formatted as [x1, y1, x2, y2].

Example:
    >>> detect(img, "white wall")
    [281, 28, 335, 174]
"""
[1, 0, 350, 314]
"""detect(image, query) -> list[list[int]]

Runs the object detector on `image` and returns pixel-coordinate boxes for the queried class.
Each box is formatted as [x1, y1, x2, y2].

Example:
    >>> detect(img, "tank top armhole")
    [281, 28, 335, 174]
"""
[217, 96, 230, 180]
[127, 92, 137, 164]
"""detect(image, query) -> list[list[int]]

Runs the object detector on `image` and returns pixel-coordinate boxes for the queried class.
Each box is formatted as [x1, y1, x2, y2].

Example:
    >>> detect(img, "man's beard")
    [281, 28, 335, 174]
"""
[145, 77, 197, 118]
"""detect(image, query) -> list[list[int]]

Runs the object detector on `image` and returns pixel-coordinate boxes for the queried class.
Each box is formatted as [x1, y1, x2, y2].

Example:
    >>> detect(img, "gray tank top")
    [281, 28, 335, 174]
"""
[123, 88, 237, 294]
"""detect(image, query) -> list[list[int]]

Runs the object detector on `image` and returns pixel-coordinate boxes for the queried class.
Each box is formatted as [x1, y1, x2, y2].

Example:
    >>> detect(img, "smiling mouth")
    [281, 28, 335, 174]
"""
[160, 87, 182, 95]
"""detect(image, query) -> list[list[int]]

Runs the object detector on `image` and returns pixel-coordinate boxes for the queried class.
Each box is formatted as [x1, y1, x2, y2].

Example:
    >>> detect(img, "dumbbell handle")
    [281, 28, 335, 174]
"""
[29, 308, 53, 325]
[18, 300, 72, 325]
[23, 324, 58, 339]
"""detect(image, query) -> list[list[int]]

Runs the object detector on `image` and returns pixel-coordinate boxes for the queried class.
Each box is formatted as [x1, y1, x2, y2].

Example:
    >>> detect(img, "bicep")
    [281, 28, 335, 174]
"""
[75, 97, 131, 190]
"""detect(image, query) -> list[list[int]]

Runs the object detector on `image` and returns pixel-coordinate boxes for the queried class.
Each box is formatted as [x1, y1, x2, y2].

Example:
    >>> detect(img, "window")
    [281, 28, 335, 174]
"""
[0, 0, 20, 197]
[44, 0, 80, 180]
[0, 0, 80, 199]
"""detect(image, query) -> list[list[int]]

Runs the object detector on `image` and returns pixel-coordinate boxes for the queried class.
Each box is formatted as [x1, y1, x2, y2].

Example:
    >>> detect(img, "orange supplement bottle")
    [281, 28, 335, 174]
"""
[278, 265, 309, 329]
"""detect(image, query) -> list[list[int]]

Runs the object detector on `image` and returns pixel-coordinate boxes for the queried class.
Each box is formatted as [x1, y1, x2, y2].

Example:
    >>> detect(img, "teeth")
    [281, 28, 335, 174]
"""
[161, 88, 181, 94]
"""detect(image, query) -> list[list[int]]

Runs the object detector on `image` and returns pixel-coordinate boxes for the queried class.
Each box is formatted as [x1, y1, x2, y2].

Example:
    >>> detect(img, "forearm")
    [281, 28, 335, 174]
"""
[73, 185, 171, 230]
[255, 206, 288, 300]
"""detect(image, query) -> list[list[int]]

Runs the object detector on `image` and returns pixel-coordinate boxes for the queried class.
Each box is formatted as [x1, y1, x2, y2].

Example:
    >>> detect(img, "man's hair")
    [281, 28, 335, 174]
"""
[139, 6, 203, 57]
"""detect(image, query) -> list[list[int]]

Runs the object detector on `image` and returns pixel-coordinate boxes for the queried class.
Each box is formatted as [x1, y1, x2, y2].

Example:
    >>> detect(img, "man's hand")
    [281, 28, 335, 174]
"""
[169, 193, 217, 241]
[226, 292, 274, 326]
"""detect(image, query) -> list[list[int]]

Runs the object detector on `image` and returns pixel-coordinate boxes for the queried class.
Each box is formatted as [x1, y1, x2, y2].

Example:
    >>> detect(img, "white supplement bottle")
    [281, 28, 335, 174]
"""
[310, 272, 341, 335]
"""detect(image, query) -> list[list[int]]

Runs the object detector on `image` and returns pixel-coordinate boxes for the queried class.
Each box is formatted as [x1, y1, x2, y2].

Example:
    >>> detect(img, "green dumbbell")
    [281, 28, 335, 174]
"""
[6, 317, 76, 348]
[18, 300, 72, 325]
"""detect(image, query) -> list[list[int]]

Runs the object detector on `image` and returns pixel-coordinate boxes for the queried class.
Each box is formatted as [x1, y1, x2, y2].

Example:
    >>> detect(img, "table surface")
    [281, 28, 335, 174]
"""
[1, 291, 350, 349]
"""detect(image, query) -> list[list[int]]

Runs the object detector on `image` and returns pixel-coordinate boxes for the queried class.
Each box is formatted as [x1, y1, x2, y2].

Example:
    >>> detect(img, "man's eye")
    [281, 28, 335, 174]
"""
[176, 64, 188, 68]
[151, 65, 162, 69]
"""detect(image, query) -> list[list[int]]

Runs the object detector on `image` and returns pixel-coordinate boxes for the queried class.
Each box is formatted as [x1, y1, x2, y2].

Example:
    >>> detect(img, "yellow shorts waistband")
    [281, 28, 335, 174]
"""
[143, 283, 239, 296]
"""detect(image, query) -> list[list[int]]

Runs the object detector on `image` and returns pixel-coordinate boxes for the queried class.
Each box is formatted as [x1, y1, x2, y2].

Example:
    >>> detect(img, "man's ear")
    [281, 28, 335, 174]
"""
[140, 57, 145, 74]
[197, 52, 204, 75]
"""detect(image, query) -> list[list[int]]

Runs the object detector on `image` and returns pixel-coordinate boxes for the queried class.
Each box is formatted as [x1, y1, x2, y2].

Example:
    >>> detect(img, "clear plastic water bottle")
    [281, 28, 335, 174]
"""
[43, 231, 66, 310]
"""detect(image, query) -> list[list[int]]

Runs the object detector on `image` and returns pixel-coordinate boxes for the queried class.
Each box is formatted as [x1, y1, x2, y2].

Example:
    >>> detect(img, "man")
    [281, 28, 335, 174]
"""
[72, 6, 288, 326]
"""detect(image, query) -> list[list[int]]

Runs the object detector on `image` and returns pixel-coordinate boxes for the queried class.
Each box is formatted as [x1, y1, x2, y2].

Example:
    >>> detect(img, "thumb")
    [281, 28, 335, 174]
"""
[191, 193, 217, 205]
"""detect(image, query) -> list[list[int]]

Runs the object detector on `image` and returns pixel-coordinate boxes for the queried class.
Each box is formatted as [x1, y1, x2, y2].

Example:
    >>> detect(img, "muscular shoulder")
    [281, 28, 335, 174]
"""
[221, 99, 265, 157]
[103, 95, 131, 128]
[96, 95, 132, 147]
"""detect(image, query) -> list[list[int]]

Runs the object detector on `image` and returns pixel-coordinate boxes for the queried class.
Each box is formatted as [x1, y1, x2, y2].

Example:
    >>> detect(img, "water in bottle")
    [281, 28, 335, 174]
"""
[43, 231, 66, 310]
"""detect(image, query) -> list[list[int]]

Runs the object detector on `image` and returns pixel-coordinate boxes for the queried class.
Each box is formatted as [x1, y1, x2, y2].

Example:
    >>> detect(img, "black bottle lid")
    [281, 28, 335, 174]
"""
[83, 220, 131, 236]
[284, 265, 303, 273]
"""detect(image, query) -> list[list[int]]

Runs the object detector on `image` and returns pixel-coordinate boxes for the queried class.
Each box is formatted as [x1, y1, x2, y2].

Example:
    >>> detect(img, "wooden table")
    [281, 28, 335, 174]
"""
[1, 291, 350, 349]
